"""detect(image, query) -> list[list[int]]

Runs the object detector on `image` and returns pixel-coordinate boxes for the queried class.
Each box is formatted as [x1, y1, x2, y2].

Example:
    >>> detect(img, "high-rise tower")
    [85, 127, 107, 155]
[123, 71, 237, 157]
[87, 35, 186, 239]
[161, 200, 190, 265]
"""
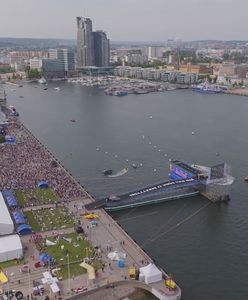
[93, 31, 110, 67]
[76, 17, 94, 67]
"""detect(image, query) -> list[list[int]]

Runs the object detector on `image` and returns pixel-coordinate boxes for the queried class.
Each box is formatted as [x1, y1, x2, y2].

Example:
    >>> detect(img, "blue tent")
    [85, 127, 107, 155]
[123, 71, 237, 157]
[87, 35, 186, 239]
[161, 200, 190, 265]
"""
[117, 259, 125, 268]
[5, 135, 16, 144]
[39, 253, 53, 264]
[37, 181, 48, 188]
[2, 189, 14, 197]
[17, 224, 32, 235]
[12, 211, 25, 224]
[6, 195, 18, 207]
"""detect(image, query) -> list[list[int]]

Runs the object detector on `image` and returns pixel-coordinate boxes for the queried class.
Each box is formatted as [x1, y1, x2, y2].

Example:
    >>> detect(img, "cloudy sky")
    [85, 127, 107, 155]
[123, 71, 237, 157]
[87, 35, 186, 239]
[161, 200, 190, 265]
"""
[0, 0, 247, 41]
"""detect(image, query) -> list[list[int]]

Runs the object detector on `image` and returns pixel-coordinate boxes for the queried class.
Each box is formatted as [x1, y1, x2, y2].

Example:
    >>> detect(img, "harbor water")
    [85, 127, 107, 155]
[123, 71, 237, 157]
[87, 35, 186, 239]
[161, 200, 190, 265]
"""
[5, 81, 248, 300]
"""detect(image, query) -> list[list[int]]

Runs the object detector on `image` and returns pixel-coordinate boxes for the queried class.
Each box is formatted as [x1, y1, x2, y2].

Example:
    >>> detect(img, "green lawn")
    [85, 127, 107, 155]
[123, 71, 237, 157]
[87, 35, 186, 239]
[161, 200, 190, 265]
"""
[14, 188, 58, 207]
[24, 207, 74, 232]
[0, 258, 25, 269]
[41, 233, 102, 279]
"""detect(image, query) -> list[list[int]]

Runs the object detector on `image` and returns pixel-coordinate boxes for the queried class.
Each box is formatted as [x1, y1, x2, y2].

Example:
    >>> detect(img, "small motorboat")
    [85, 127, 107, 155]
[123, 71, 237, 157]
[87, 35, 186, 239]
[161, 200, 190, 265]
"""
[132, 163, 138, 169]
[244, 176, 248, 182]
[43, 87, 48, 90]
[70, 119, 76, 122]
[103, 169, 113, 176]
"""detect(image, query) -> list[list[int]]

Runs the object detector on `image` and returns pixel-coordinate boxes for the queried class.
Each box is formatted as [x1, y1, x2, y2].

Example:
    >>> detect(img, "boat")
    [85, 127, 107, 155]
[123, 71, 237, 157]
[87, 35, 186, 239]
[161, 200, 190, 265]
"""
[43, 87, 48, 90]
[192, 83, 222, 94]
[54, 87, 60, 91]
[9, 105, 19, 117]
[103, 169, 113, 176]
[38, 78, 47, 84]
[167, 87, 177, 91]
[134, 89, 149, 94]
[113, 90, 128, 96]
[244, 176, 248, 182]
[70, 119, 76, 123]
[85, 160, 234, 211]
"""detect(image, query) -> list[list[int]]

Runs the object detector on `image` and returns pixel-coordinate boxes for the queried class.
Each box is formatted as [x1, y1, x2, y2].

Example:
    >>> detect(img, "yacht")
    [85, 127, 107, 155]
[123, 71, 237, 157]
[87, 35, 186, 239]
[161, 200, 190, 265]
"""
[38, 78, 47, 84]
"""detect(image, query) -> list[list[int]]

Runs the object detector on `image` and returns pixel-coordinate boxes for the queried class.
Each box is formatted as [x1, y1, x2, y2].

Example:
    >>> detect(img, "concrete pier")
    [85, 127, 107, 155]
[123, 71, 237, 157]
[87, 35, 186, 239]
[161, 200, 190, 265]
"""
[0, 110, 181, 300]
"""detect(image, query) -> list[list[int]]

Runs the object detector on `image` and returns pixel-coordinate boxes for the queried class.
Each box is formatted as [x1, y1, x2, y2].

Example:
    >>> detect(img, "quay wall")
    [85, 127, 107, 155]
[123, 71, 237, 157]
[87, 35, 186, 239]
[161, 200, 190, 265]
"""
[16, 121, 181, 299]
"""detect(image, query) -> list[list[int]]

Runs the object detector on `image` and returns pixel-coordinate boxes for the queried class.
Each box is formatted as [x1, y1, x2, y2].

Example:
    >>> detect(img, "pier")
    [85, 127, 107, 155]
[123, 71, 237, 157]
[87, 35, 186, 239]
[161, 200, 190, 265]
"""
[86, 160, 233, 212]
[0, 107, 181, 300]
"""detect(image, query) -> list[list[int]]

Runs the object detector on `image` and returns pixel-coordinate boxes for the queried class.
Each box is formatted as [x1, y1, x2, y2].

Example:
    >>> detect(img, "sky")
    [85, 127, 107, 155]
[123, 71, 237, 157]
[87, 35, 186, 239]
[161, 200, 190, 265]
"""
[0, 0, 247, 41]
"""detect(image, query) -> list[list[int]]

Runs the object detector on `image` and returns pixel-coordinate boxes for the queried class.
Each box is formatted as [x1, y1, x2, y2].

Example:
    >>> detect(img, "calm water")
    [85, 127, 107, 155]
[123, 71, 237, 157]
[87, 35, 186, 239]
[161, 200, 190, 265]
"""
[6, 81, 248, 300]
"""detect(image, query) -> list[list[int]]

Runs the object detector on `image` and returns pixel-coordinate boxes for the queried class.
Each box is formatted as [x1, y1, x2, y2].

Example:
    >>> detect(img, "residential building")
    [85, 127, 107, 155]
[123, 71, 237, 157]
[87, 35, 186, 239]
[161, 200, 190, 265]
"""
[29, 58, 42, 71]
[218, 63, 236, 77]
[235, 64, 248, 78]
[179, 63, 213, 75]
[145, 46, 167, 61]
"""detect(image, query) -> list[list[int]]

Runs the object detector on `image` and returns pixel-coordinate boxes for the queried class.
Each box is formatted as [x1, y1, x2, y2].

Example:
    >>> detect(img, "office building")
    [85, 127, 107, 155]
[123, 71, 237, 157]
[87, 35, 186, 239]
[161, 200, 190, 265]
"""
[49, 49, 75, 72]
[76, 17, 110, 68]
[76, 17, 94, 67]
[93, 31, 109, 67]
[42, 59, 64, 78]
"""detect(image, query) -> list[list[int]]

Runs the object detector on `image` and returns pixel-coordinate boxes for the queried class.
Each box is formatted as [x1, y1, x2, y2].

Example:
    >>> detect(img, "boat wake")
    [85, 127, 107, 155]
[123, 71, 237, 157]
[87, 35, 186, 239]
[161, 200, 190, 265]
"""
[108, 168, 128, 178]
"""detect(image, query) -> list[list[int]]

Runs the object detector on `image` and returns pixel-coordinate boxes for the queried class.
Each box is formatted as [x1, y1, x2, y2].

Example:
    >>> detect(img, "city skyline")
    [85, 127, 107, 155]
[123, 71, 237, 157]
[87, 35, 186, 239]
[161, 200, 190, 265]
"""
[0, 0, 248, 41]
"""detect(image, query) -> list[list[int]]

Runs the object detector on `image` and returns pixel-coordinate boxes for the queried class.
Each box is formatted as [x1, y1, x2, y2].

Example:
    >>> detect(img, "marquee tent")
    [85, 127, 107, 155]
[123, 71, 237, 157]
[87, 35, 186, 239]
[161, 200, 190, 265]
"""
[0, 234, 23, 262]
[0, 192, 14, 235]
[139, 263, 162, 284]
[17, 224, 32, 235]
[1, 189, 13, 197]
[37, 181, 49, 188]
[5, 135, 16, 144]
[12, 211, 25, 224]
[6, 195, 18, 207]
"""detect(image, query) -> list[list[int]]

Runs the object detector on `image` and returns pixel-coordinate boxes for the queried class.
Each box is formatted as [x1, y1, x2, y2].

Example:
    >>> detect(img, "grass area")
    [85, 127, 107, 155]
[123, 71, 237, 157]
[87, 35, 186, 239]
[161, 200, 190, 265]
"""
[0, 258, 25, 269]
[14, 188, 58, 207]
[24, 207, 74, 232]
[41, 233, 102, 279]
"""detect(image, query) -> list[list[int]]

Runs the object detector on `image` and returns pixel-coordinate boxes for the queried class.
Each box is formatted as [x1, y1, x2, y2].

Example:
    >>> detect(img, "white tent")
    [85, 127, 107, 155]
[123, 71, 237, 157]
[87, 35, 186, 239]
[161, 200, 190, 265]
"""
[139, 263, 162, 284]
[0, 193, 14, 235]
[0, 235, 23, 262]
[42, 271, 60, 294]
[107, 250, 126, 261]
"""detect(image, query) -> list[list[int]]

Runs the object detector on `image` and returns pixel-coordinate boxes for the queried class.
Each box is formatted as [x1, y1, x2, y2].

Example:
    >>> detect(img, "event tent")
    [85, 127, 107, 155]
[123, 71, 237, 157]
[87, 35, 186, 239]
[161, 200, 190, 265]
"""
[0, 234, 23, 262]
[37, 181, 48, 188]
[6, 195, 18, 207]
[139, 263, 162, 284]
[5, 135, 16, 144]
[12, 211, 25, 224]
[39, 253, 53, 264]
[0, 192, 14, 235]
[17, 224, 32, 235]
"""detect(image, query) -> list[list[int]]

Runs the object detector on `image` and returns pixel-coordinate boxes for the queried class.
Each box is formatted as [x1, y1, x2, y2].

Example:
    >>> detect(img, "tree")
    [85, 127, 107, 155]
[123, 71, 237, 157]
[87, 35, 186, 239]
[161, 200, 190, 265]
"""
[26, 68, 41, 79]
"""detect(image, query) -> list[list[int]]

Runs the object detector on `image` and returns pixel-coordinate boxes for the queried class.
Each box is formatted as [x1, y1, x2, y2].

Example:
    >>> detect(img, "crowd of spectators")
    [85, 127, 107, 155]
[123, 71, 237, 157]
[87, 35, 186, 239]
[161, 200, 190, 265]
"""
[0, 124, 88, 201]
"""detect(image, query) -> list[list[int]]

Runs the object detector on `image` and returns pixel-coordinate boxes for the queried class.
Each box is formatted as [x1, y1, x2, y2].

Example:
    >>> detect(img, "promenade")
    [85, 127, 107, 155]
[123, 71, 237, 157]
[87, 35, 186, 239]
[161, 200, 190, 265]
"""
[0, 109, 181, 300]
